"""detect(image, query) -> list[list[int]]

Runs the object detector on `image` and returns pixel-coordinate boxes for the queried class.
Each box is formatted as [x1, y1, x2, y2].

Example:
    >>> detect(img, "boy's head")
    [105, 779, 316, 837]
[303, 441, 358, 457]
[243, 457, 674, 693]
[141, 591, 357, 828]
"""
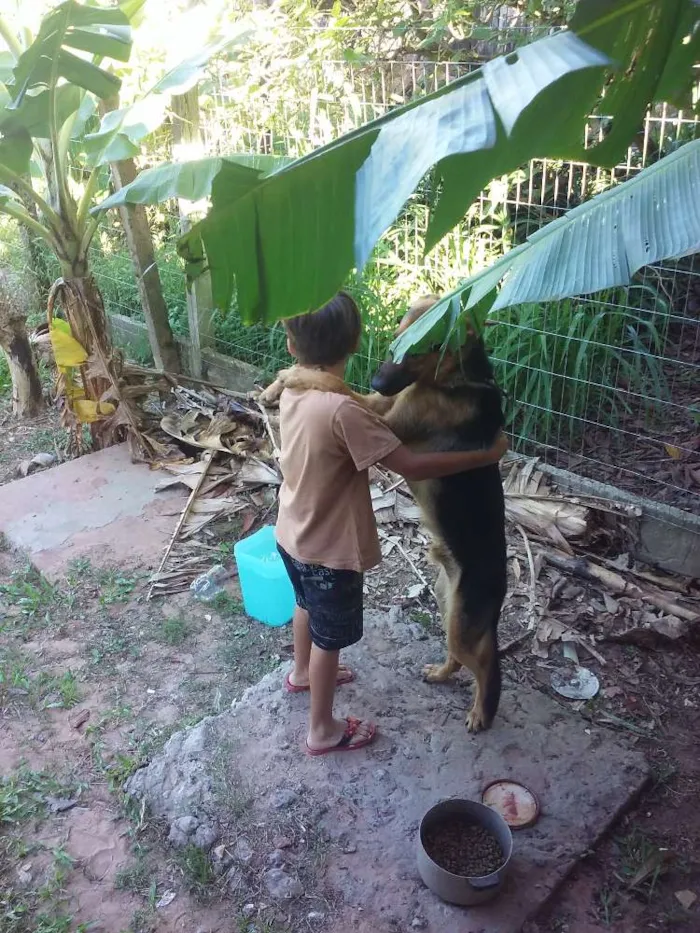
[284, 292, 361, 366]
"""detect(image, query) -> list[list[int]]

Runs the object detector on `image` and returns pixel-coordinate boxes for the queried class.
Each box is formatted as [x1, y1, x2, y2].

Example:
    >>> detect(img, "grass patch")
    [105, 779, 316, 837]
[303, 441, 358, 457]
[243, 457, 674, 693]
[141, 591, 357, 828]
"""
[115, 850, 153, 895]
[65, 560, 139, 606]
[157, 616, 189, 646]
[96, 569, 139, 606]
[48, 671, 81, 710]
[613, 827, 673, 901]
[487, 285, 670, 451]
[210, 592, 244, 617]
[0, 567, 61, 621]
[410, 609, 434, 630]
[0, 766, 79, 826]
[177, 845, 214, 892]
[0, 651, 82, 712]
[0, 848, 87, 933]
[92, 748, 141, 794]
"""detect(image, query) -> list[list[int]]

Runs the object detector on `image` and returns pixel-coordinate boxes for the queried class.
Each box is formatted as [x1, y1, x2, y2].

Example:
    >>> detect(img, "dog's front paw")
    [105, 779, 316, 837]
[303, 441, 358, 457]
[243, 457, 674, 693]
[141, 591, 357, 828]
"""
[465, 704, 490, 733]
[259, 380, 283, 407]
[423, 662, 450, 684]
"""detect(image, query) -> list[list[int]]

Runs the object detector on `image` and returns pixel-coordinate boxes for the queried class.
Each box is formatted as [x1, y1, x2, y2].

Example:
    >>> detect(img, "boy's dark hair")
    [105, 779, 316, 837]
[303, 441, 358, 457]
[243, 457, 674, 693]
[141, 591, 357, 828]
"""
[285, 292, 361, 366]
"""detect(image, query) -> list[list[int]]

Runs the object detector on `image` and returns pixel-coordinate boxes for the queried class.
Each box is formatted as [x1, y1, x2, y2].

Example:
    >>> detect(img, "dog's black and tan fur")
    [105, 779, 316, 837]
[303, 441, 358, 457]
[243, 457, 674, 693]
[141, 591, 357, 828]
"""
[260, 297, 507, 732]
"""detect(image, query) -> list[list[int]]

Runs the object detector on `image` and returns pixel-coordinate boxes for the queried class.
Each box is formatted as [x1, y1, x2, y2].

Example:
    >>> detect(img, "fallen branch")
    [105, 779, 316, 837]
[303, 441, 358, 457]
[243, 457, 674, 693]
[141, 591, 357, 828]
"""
[588, 553, 694, 597]
[543, 551, 700, 623]
[122, 361, 250, 400]
[515, 522, 538, 629]
[499, 629, 533, 656]
[256, 400, 281, 462]
[378, 528, 432, 594]
[148, 450, 215, 600]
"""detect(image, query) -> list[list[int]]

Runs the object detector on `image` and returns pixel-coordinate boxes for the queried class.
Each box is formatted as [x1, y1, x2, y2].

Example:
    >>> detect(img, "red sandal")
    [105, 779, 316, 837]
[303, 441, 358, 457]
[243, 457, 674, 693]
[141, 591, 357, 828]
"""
[305, 717, 377, 757]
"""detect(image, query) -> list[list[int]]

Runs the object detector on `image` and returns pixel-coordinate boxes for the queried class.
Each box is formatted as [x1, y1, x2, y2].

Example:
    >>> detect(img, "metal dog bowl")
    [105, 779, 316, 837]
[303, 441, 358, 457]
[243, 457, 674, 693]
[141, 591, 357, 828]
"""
[417, 798, 513, 906]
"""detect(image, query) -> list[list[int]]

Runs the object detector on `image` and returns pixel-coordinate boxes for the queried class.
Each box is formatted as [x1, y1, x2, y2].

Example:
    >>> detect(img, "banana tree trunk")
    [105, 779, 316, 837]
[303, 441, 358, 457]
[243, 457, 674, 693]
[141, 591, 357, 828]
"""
[51, 271, 161, 458]
[0, 316, 44, 418]
[51, 272, 122, 450]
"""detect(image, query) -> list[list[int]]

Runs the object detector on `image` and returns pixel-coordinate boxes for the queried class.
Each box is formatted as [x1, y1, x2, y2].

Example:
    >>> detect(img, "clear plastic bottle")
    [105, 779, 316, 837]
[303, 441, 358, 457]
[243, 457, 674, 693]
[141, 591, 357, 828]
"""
[190, 564, 229, 601]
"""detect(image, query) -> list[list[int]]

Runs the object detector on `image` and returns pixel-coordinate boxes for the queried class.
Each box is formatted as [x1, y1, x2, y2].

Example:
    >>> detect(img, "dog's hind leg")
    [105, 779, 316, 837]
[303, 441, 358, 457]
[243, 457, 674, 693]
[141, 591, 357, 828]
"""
[442, 584, 502, 732]
[462, 620, 500, 733]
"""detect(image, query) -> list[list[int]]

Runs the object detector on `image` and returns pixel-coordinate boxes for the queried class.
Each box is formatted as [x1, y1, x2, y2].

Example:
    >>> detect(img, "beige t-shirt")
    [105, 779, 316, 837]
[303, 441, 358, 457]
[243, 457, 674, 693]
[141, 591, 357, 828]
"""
[275, 388, 402, 573]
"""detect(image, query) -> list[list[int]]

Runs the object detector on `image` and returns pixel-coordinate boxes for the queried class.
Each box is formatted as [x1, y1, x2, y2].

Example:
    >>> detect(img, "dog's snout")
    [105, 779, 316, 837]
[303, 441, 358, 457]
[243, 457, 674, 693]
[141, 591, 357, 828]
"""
[371, 361, 415, 396]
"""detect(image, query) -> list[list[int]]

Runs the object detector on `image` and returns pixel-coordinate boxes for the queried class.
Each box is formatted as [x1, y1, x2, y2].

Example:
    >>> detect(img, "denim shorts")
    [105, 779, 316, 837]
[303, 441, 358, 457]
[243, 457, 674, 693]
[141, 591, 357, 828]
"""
[277, 545, 364, 652]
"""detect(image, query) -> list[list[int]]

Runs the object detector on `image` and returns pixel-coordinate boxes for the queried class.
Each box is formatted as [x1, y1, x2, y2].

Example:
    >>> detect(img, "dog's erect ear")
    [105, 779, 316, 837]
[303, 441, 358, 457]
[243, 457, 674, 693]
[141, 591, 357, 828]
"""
[396, 295, 441, 336]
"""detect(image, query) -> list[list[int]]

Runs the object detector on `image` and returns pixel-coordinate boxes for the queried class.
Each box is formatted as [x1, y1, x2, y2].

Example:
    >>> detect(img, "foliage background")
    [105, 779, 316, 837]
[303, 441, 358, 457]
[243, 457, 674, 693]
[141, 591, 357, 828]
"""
[0, 0, 698, 509]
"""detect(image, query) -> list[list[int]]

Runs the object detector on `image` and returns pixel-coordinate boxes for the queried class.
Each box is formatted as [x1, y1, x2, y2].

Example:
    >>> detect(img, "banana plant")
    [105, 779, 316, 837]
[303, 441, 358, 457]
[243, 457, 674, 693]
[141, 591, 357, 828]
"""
[96, 0, 700, 355]
[0, 0, 252, 452]
[389, 137, 700, 360]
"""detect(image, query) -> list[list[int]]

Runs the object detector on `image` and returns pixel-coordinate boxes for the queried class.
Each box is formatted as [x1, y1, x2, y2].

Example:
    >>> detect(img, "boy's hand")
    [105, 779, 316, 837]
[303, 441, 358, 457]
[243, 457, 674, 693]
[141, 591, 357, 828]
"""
[488, 431, 509, 463]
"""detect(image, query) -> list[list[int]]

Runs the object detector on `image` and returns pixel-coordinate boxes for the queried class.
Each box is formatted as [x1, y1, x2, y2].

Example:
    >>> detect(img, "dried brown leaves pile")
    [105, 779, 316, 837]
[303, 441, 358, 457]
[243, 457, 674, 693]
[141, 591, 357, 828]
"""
[366, 455, 699, 671]
[146, 381, 699, 685]
[147, 386, 282, 598]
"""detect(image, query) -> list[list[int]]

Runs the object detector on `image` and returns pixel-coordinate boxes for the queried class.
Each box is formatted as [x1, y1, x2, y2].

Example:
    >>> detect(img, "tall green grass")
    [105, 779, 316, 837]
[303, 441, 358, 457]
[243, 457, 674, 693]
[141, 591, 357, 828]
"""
[0, 198, 675, 459]
[487, 284, 671, 448]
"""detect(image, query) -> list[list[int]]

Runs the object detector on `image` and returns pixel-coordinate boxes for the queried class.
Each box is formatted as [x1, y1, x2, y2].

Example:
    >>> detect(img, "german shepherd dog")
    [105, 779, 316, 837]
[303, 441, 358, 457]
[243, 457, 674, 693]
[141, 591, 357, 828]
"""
[260, 297, 507, 732]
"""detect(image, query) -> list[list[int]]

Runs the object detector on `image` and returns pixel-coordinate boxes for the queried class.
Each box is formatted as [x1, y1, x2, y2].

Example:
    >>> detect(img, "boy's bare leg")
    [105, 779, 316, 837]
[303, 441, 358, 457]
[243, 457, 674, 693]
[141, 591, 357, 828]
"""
[307, 645, 374, 750]
[290, 606, 313, 686]
[289, 606, 352, 688]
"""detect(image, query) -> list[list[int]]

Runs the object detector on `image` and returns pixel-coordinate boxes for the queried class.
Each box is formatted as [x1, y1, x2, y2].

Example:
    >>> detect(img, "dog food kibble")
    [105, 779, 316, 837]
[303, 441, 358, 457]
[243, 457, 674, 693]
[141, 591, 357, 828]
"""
[423, 816, 504, 877]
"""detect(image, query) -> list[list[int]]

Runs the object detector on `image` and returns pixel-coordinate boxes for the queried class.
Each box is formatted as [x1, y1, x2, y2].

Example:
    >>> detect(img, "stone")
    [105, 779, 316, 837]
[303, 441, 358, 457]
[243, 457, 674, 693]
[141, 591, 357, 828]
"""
[234, 837, 254, 863]
[307, 910, 326, 923]
[411, 918, 427, 930]
[387, 606, 404, 625]
[167, 815, 198, 848]
[241, 904, 256, 920]
[211, 844, 233, 875]
[16, 866, 32, 889]
[225, 867, 243, 893]
[125, 610, 649, 933]
[270, 787, 297, 810]
[263, 868, 303, 900]
[193, 823, 218, 850]
[267, 849, 285, 868]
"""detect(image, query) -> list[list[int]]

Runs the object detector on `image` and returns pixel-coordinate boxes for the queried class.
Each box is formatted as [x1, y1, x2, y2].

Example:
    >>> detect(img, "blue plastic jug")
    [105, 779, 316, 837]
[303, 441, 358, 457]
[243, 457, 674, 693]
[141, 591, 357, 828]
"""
[233, 525, 295, 626]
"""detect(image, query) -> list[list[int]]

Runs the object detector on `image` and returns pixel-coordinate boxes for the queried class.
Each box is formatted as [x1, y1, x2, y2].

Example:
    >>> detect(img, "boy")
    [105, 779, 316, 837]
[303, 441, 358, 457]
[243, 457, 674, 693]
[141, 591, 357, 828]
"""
[274, 293, 507, 756]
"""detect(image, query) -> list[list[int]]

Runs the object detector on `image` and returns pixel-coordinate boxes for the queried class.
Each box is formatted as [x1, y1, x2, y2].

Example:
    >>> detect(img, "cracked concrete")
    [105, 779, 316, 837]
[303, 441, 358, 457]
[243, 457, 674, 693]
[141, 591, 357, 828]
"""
[0, 444, 185, 580]
[126, 610, 649, 933]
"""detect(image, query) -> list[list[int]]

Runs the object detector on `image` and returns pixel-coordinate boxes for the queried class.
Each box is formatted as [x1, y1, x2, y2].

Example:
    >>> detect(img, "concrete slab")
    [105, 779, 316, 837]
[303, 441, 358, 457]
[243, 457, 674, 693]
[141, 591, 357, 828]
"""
[0, 443, 186, 580]
[126, 610, 649, 933]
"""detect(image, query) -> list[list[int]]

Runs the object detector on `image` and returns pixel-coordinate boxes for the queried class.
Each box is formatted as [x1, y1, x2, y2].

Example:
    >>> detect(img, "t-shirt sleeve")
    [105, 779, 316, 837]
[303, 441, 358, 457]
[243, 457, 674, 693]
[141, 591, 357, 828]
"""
[332, 398, 402, 472]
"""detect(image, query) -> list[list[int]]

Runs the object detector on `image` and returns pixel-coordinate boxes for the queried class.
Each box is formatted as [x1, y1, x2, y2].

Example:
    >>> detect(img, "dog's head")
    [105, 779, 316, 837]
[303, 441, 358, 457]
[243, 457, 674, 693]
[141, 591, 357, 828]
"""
[371, 295, 494, 397]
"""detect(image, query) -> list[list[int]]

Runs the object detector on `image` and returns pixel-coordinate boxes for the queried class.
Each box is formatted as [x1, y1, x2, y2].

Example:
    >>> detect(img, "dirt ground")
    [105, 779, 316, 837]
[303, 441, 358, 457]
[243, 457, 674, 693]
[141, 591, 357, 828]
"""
[1, 412, 700, 933]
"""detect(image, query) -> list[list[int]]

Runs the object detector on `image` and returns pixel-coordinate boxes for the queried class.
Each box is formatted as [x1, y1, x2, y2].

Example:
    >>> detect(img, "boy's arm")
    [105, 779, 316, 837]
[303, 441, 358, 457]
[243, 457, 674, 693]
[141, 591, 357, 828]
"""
[380, 432, 508, 481]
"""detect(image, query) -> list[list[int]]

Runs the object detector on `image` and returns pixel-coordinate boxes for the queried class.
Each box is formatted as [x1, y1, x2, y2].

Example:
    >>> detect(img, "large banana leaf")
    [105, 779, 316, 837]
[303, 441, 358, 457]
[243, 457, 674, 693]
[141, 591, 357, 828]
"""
[94, 154, 291, 210]
[161, 0, 698, 325]
[83, 23, 255, 167]
[0, 1, 131, 175]
[7, 1, 131, 109]
[389, 138, 700, 361]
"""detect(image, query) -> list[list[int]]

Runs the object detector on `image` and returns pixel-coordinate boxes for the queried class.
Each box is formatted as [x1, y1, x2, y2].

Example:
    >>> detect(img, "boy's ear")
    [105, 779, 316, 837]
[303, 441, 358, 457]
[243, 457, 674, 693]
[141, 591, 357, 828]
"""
[286, 335, 297, 358]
